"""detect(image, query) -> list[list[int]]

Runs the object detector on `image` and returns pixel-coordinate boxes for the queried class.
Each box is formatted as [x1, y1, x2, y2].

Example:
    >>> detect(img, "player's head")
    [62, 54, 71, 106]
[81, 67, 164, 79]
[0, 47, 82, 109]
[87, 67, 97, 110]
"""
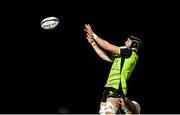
[125, 35, 142, 51]
[131, 101, 141, 113]
[129, 35, 142, 50]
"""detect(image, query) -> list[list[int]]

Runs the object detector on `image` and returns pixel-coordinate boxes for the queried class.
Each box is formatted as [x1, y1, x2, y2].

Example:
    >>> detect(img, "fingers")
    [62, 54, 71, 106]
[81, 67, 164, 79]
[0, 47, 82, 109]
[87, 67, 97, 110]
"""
[86, 33, 90, 38]
[84, 26, 90, 33]
[84, 24, 91, 30]
[86, 33, 94, 41]
[85, 24, 90, 27]
[86, 36, 91, 42]
[86, 36, 89, 40]
[84, 28, 88, 32]
[84, 24, 94, 43]
[85, 24, 88, 26]
[85, 24, 89, 29]
[87, 33, 92, 38]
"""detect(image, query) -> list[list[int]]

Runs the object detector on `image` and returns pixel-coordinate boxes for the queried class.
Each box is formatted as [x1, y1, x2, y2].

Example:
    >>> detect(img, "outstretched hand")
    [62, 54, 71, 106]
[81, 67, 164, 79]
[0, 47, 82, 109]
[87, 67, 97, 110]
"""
[84, 24, 95, 44]
[84, 24, 94, 35]
[86, 33, 94, 44]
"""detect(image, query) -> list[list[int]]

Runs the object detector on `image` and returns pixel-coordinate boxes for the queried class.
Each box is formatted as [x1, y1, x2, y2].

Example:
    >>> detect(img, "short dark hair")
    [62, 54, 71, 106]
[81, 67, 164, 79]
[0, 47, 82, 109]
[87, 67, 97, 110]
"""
[129, 35, 142, 49]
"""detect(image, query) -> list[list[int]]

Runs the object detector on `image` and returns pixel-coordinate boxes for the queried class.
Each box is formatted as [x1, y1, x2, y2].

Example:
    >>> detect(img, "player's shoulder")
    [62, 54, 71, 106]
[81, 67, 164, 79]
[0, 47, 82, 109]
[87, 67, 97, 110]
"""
[119, 46, 128, 49]
[119, 46, 132, 58]
[119, 46, 132, 51]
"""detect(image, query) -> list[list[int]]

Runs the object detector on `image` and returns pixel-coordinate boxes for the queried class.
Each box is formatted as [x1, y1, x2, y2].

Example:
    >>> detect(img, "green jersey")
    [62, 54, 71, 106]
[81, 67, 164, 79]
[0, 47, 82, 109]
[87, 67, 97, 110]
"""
[105, 46, 138, 95]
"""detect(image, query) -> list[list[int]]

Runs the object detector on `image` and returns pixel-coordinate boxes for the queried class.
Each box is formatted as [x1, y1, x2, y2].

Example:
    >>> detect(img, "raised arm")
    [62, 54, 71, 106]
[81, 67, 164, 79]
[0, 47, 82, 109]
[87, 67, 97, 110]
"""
[84, 24, 120, 55]
[85, 33, 112, 62]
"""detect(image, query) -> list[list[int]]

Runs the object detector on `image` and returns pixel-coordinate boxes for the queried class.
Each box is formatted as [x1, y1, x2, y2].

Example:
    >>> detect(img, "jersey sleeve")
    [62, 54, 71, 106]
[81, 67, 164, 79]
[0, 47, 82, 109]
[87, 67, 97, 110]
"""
[120, 46, 132, 58]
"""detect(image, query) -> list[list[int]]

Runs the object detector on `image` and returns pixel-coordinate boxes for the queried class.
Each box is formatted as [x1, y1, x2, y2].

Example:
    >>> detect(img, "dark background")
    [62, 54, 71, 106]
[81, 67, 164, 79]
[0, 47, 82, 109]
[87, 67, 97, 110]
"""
[1, 0, 179, 114]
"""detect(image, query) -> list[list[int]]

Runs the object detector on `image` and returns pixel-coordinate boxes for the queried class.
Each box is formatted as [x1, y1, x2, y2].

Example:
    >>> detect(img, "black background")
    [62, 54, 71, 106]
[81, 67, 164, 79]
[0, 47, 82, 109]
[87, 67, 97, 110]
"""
[1, 0, 179, 114]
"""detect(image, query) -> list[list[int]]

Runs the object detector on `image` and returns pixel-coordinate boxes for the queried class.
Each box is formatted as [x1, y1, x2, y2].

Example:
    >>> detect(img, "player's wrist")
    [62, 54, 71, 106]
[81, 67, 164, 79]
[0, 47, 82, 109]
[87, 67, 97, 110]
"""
[90, 40, 95, 44]
[91, 42, 97, 47]
[92, 33, 98, 40]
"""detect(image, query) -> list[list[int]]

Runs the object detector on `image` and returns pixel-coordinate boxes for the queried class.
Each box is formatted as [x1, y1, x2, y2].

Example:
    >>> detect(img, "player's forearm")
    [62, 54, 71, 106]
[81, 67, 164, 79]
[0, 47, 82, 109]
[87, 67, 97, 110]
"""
[91, 42, 112, 62]
[92, 33, 111, 51]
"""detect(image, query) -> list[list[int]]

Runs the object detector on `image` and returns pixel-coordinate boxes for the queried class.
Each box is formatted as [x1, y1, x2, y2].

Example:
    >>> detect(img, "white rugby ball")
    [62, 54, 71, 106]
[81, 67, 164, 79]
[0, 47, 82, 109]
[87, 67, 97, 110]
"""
[41, 16, 59, 30]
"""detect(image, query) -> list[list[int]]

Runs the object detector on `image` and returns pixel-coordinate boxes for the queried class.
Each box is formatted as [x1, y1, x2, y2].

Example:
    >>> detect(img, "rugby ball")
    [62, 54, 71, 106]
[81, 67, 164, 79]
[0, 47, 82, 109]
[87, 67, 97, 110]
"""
[41, 16, 59, 30]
